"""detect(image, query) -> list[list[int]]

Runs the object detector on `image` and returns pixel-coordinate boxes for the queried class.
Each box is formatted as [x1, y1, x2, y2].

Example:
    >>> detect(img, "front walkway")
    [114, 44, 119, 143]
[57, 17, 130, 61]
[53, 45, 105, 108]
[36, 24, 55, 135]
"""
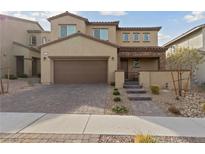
[1, 112, 205, 137]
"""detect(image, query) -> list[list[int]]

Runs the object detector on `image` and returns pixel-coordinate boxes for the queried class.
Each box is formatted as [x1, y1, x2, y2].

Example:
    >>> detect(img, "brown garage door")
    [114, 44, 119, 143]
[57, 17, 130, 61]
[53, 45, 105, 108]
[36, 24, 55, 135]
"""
[54, 60, 107, 84]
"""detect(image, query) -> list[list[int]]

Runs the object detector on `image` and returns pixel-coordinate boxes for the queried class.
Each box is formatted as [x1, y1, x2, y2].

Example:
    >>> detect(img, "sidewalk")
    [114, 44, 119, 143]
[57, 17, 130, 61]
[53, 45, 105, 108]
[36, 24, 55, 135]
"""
[0, 112, 205, 137]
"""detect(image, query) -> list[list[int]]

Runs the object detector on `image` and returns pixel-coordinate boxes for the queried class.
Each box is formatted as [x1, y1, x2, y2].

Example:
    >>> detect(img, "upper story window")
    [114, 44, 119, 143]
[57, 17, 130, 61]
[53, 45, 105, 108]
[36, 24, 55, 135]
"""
[93, 28, 108, 41]
[133, 33, 140, 41]
[122, 33, 129, 42]
[60, 25, 76, 38]
[30, 35, 37, 46]
[143, 33, 150, 42]
[42, 37, 47, 44]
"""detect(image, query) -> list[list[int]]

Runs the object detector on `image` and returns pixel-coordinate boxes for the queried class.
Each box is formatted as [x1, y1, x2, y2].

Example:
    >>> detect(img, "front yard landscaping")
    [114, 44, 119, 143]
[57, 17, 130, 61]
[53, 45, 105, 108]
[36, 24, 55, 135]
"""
[105, 87, 132, 115]
[151, 88, 205, 117]
[1, 133, 205, 143]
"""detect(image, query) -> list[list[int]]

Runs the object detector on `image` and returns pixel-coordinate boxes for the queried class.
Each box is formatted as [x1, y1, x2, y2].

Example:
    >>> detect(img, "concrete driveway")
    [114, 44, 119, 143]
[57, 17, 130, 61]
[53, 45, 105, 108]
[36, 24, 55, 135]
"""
[0, 84, 109, 114]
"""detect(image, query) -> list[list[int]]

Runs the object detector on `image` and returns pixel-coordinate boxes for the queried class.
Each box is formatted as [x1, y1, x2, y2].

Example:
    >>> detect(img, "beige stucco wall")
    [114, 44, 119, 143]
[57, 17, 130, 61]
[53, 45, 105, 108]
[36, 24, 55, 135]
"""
[12, 44, 40, 76]
[115, 71, 124, 88]
[41, 35, 117, 84]
[0, 16, 42, 77]
[117, 30, 158, 46]
[139, 71, 191, 90]
[86, 25, 117, 43]
[49, 15, 87, 41]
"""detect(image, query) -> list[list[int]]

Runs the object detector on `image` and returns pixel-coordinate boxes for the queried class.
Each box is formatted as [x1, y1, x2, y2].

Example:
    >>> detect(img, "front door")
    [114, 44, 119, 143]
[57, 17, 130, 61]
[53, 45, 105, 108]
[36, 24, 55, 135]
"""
[121, 59, 128, 79]
[16, 56, 24, 77]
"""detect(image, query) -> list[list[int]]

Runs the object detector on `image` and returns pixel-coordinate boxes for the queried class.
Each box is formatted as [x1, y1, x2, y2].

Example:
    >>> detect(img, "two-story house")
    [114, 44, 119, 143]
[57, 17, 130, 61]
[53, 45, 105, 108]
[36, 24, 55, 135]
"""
[0, 14, 49, 78]
[40, 11, 167, 84]
[164, 24, 205, 84]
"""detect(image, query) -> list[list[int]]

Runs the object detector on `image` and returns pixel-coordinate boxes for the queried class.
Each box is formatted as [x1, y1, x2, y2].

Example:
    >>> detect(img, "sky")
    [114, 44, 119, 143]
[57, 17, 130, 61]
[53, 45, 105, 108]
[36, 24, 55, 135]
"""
[0, 11, 205, 46]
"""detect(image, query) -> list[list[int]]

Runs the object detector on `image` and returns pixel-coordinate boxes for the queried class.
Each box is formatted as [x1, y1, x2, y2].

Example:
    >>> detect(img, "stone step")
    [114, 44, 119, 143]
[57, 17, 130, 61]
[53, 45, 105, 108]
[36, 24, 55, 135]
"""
[123, 85, 142, 89]
[128, 94, 152, 101]
[126, 89, 146, 94]
[124, 81, 139, 85]
[128, 96, 152, 101]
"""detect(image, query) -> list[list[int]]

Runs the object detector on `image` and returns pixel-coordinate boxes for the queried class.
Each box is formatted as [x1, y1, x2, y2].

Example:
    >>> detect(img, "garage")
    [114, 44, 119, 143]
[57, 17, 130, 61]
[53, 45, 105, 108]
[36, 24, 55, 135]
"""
[40, 33, 117, 85]
[54, 59, 108, 84]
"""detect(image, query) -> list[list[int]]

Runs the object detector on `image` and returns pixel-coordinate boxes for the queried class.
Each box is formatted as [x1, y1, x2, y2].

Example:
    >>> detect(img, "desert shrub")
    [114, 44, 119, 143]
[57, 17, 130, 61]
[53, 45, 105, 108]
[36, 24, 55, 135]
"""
[134, 134, 156, 143]
[168, 106, 181, 115]
[4, 74, 18, 80]
[18, 74, 28, 78]
[150, 85, 160, 95]
[112, 105, 128, 114]
[113, 90, 120, 96]
[110, 82, 115, 86]
[113, 97, 121, 102]
[114, 88, 118, 91]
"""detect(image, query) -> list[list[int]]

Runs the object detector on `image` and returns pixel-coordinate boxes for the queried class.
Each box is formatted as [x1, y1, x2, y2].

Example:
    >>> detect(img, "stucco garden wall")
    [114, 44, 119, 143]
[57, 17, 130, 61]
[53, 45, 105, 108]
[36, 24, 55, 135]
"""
[139, 71, 191, 90]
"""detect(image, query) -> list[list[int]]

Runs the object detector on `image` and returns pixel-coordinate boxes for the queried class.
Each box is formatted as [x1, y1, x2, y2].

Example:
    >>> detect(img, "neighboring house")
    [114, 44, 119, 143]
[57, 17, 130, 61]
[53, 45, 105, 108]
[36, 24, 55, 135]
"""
[0, 14, 50, 78]
[164, 24, 205, 84]
[40, 11, 167, 84]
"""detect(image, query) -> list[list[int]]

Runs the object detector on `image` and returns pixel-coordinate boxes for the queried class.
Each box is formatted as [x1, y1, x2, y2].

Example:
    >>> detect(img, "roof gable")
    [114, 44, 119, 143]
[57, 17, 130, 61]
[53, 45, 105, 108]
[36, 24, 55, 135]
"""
[48, 11, 88, 22]
[163, 24, 205, 47]
[0, 14, 44, 31]
[40, 32, 118, 48]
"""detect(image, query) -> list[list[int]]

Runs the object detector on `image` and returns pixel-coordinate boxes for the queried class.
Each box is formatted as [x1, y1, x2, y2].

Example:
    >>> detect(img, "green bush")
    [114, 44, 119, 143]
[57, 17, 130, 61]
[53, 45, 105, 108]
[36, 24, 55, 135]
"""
[113, 91, 120, 96]
[112, 105, 128, 114]
[4, 74, 18, 80]
[110, 82, 115, 86]
[114, 88, 118, 91]
[113, 97, 121, 102]
[150, 85, 160, 95]
[168, 106, 181, 115]
[18, 74, 28, 78]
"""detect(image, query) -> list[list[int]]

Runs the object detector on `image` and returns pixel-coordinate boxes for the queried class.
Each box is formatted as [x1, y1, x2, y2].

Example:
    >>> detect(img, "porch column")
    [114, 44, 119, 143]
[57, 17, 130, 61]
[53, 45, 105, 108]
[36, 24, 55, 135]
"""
[117, 53, 121, 70]
[159, 53, 166, 70]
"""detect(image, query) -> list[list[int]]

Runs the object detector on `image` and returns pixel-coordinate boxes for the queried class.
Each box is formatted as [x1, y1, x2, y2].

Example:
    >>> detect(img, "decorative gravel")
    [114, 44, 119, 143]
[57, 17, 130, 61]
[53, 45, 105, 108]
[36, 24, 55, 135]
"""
[151, 89, 205, 117]
[98, 135, 205, 143]
[99, 135, 134, 143]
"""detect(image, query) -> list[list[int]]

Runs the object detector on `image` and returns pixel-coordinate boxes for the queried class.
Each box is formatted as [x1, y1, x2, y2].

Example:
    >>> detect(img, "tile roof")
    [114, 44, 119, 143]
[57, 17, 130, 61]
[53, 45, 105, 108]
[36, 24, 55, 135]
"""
[118, 27, 161, 31]
[87, 21, 119, 26]
[13, 41, 40, 52]
[48, 11, 89, 22]
[119, 46, 168, 52]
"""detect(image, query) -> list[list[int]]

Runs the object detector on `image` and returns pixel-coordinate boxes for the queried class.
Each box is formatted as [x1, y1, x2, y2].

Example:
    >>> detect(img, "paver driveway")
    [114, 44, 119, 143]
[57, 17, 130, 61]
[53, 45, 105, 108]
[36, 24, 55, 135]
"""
[0, 84, 109, 114]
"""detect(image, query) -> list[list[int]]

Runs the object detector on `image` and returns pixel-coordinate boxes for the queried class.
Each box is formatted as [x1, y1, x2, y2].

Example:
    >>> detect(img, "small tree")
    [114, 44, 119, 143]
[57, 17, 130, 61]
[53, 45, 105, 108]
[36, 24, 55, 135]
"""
[167, 47, 204, 95]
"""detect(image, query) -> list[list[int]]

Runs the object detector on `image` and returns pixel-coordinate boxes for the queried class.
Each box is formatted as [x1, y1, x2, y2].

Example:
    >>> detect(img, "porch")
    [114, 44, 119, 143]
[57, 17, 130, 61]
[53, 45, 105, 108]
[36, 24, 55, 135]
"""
[117, 46, 167, 81]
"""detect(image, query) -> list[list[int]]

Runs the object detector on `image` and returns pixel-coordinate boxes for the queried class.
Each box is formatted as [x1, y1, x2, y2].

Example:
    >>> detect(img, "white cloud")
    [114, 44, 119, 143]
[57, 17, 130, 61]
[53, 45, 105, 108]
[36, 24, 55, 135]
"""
[99, 11, 127, 16]
[184, 11, 205, 22]
[159, 33, 171, 45]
